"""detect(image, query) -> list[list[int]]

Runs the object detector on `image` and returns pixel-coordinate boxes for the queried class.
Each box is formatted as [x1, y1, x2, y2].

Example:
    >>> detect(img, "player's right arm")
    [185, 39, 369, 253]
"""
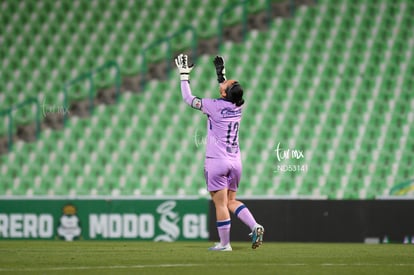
[213, 56, 226, 84]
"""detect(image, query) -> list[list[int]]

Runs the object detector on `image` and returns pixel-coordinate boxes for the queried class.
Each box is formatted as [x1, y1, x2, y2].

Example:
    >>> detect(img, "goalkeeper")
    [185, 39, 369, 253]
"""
[175, 54, 264, 251]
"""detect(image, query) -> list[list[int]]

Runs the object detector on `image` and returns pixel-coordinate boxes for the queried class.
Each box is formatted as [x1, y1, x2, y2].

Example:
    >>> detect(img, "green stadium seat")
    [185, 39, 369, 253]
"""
[1, 0, 413, 199]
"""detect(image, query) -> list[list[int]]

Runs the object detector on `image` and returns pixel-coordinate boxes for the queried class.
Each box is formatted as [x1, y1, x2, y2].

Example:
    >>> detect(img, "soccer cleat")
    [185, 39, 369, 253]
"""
[208, 243, 232, 251]
[250, 224, 264, 249]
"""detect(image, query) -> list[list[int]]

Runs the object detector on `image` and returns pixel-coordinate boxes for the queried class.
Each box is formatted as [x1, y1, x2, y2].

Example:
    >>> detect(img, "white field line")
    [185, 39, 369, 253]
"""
[0, 264, 201, 272]
[1, 263, 414, 272]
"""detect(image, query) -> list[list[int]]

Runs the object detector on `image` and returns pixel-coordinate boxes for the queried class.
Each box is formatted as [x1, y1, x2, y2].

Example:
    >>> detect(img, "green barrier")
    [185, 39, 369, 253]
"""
[140, 25, 197, 90]
[218, 0, 249, 48]
[0, 97, 40, 152]
[0, 198, 208, 241]
[217, 0, 303, 50]
[389, 178, 414, 196]
[63, 61, 121, 125]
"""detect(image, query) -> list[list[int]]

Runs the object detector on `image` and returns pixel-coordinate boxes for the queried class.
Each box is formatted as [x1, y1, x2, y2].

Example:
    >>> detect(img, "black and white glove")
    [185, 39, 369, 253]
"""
[213, 56, 226, 83]
[175, 54, 194, 81]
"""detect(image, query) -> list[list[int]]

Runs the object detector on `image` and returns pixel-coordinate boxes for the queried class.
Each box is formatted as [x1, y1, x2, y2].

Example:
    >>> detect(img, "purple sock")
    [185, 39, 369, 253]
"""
[216, 219, 231, 246]
[235, 205, 257, 230]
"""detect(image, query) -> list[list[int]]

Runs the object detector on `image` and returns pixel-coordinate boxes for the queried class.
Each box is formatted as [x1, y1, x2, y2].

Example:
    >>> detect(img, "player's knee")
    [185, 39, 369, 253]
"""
[227, 199, 239, 211]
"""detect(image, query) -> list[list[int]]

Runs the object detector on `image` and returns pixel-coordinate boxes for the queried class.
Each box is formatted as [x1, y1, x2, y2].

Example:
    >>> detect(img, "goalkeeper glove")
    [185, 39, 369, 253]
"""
[213, 56, 226, 83]
[175, 54, 194, 81]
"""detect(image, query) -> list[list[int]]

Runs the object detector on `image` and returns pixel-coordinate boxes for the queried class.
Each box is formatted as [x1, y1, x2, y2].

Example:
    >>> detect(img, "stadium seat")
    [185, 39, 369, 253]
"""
[1, 0, 413, 199]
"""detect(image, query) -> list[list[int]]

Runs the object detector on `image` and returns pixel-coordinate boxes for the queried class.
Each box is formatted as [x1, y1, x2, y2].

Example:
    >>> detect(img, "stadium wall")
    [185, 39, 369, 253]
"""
[209, 199, 414, 243]
[0, 198, 209, 241]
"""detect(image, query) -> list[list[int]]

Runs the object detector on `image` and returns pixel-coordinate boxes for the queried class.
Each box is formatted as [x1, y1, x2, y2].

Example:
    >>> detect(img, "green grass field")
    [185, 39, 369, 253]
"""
[0, 241, 413, 274]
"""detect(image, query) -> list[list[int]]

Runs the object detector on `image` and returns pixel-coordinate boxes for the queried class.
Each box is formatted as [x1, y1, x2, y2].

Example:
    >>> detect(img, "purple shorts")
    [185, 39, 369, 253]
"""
[204, 157, 242, 192]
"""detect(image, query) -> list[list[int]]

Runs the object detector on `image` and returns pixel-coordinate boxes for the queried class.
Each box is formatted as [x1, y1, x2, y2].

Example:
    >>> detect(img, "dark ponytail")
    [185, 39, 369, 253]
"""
[226, 81, 244, 106]
[235, 98, 245, 107]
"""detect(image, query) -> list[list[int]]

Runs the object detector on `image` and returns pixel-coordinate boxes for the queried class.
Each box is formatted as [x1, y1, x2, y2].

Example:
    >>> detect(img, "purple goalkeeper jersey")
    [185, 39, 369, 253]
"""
[181, 81, 242, 159]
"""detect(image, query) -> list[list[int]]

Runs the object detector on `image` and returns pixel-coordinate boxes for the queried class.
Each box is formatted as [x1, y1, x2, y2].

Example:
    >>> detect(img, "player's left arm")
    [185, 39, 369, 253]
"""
[175, 54, 202, 110]
[180, 80, 202, 110]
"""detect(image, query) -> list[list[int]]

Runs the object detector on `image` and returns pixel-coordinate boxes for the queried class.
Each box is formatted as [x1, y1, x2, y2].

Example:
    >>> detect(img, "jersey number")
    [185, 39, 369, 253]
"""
[226, 122, 239, 146]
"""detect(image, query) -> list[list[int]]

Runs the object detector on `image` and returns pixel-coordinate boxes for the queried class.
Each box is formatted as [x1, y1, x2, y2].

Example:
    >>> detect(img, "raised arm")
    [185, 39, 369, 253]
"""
[213, 56, 226, 84]
[181, 80, 202, 109]
[175, 54, 202, 110]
